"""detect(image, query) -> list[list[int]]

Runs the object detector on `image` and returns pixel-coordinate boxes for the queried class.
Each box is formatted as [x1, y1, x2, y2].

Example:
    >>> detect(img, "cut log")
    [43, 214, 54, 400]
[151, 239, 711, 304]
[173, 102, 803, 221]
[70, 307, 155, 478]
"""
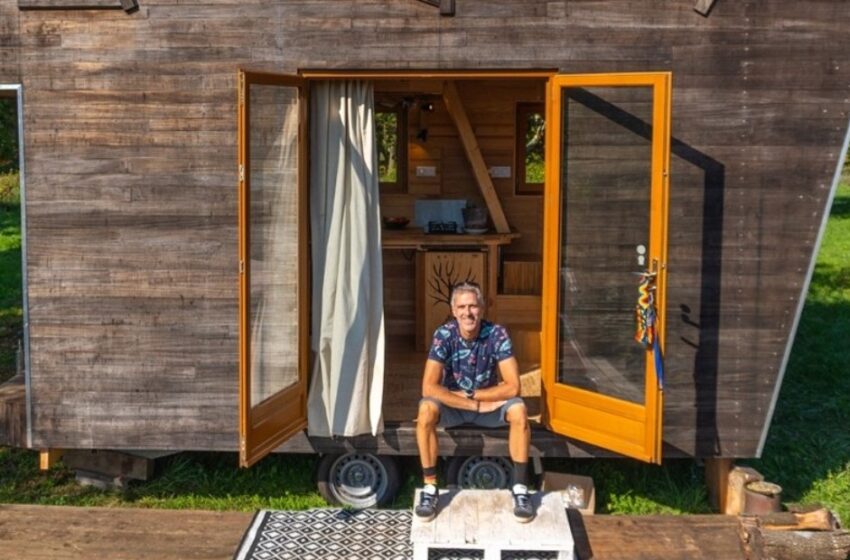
[760, 509, 839, 532]
[739, 513, 850, 560]
[726, 466, 764, 515]
[760, 529, 850, 560]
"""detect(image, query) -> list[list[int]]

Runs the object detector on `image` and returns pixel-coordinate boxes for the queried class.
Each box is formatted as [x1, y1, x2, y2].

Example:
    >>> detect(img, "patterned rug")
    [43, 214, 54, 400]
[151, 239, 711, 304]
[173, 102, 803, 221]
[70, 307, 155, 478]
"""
[232, 508, 562, 560]
[232, 509, 412, 560]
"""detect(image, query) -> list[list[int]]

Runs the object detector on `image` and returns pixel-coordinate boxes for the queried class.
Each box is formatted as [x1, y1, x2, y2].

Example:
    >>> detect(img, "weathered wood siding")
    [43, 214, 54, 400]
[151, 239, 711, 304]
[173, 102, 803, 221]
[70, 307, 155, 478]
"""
[0, 1, 19, 83]
[13, 0, 850, 457]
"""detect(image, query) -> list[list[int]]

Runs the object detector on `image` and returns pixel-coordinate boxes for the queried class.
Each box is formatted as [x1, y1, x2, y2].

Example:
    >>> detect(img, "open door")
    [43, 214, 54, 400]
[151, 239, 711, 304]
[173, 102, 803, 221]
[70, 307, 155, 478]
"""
[237, 70, 309, 467]
[541, 72, 671, 463]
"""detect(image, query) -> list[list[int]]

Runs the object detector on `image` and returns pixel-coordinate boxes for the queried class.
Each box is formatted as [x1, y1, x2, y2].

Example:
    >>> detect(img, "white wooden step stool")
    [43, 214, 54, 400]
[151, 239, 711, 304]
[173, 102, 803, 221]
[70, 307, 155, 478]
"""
[410, 488, 575, 560]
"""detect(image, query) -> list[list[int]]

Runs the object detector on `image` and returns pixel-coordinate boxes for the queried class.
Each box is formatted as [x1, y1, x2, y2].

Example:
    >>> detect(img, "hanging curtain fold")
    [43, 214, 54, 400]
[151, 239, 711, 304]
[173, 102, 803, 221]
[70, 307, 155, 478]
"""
[307, 80, 385, 437]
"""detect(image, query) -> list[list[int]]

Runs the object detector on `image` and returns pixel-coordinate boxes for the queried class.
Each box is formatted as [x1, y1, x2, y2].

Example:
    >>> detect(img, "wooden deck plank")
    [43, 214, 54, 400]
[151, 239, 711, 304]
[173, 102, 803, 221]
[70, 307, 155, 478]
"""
[0, 504, 251, 560]
[579, 514, 745, 560]
[0, 504, 745, 560]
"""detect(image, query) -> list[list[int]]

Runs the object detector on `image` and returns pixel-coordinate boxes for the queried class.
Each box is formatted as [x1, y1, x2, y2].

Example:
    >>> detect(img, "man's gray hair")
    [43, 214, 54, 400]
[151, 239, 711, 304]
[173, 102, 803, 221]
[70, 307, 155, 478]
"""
[450, 282, 484, 307]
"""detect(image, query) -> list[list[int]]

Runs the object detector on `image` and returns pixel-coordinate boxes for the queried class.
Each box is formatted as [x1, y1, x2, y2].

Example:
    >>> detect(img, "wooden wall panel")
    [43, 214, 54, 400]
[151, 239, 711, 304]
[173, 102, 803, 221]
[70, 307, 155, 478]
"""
[9, 0, 850, 457]
[0, 0, 19, 83]
[377, 78, 545, 255]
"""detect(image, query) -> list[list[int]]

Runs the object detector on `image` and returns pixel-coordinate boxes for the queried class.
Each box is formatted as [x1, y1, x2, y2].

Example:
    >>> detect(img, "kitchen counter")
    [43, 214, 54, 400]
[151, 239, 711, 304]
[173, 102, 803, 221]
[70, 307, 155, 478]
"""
[381, 227, 520, 250]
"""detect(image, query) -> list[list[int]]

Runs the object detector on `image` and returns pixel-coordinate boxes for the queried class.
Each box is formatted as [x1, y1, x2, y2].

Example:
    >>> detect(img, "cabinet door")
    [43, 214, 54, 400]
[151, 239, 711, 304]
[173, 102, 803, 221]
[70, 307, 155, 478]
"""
[417, 251, 486, 350]
[237, 70, 309, 467]
[541, 73, 671, 464]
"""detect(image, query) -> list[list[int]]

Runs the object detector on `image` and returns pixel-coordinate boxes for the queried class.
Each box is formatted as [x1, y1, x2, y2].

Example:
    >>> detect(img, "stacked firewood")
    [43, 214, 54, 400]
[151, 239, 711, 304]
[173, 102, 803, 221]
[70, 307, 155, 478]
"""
[739, 505, 850, 560]
[720, 466, 850, 559]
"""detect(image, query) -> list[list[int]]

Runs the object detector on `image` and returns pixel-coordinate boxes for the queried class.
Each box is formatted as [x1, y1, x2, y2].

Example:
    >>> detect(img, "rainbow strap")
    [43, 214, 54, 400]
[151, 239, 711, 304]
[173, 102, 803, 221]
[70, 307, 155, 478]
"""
[635, 271, 665, 390]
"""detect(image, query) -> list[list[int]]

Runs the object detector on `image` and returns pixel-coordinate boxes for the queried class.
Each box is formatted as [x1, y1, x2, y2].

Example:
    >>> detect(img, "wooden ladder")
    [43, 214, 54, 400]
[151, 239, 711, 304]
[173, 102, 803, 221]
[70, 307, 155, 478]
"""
[410, 489, 575, 560]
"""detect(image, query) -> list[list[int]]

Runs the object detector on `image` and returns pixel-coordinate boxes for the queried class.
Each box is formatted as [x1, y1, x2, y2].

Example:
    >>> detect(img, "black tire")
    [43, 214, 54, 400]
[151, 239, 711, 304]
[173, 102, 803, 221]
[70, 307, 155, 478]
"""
[316, 453, 400, 509]
[445, 455, 513, 489]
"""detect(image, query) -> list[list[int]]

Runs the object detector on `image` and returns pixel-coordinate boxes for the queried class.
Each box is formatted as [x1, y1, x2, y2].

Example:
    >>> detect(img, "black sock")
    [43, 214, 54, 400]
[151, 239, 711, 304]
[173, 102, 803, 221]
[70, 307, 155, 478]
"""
[423, 466, 437, 486]
[513, 461, 529, 487]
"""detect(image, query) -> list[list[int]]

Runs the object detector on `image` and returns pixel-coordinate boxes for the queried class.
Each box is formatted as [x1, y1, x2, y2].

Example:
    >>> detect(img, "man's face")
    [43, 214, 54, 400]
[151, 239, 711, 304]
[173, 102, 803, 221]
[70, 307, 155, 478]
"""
[451, 291, 482, 335]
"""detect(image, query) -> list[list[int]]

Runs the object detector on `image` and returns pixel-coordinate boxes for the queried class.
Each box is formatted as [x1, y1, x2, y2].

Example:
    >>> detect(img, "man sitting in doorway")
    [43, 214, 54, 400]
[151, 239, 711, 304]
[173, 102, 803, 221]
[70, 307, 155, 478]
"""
[414, 282, 534, 522]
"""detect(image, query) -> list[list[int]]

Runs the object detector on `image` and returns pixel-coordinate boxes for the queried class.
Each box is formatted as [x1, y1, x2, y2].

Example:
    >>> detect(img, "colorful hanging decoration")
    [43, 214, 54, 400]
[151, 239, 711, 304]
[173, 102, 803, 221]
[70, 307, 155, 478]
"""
[635, 271, 665, 390]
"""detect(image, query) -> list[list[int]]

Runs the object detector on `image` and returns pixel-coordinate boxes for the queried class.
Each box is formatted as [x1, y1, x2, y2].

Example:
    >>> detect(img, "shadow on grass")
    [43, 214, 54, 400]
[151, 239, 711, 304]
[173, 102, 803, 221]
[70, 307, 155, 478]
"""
[123, 452, 326, 510]
[829, 190, 850, 218]
[543, 457, 710, 515]
[745, 275, 850, 521]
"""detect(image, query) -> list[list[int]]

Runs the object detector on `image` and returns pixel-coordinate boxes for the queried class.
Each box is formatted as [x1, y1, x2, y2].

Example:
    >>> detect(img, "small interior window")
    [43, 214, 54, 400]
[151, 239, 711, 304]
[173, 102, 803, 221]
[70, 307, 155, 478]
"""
[516, 102, 545, 195]
[376, 102, 406, 192]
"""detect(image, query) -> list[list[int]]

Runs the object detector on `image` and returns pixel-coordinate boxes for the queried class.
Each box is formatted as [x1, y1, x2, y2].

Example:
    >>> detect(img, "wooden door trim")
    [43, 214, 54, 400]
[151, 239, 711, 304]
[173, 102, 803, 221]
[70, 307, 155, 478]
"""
[541, 72, 671, 464]
[299, 69, 557, 80]
[237, 70, 310, 467]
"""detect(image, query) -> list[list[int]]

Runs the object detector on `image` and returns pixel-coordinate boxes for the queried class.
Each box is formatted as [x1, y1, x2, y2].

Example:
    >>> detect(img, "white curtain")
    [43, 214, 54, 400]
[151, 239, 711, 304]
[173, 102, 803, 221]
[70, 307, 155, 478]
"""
[307, 81, 385, 437]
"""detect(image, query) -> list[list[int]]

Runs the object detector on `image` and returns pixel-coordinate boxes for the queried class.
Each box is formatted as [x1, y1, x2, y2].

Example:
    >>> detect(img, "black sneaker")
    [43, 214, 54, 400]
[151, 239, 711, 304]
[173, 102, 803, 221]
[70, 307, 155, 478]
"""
[512, 486, 535, 523]
[415, 485, 439, 521]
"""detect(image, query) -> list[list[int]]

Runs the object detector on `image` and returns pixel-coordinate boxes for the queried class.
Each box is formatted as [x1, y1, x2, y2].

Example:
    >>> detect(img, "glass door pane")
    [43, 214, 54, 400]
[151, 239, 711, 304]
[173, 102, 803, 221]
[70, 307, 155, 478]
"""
[542, 72, 670, 464]
[238, 71, 308, 468]
[248, 84, 301, 407]
[557, 86, 653, 404]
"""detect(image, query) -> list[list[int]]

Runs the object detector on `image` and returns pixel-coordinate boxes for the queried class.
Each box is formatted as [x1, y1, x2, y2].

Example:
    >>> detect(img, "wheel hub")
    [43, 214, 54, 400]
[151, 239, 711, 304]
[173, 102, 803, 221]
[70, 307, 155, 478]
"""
[329, 454, 388, 507]
[459, 456, 512, 489]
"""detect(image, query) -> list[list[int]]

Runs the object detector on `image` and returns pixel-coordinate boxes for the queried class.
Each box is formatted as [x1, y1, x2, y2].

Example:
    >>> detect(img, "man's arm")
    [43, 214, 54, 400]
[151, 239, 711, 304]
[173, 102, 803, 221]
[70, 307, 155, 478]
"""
[471, 356, 521, 402]
[421, 359, 478, 411]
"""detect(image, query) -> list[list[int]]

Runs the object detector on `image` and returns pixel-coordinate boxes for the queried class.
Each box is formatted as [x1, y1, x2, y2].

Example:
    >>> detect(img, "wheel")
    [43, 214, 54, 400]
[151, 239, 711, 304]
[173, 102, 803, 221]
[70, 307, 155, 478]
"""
[445, 455, 513, 489]
[316, 453, 400, 508]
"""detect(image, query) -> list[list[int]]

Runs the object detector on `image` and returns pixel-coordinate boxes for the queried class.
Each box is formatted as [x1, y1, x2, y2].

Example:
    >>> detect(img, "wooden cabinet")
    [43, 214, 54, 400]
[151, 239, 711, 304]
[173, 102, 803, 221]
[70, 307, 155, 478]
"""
[416, 251, 486, 350]
[382, 228, 519, 350]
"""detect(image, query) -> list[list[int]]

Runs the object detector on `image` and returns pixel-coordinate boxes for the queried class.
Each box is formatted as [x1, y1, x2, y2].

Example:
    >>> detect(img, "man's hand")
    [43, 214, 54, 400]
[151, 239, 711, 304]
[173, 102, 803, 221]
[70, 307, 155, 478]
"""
[478, 400, 506, 414]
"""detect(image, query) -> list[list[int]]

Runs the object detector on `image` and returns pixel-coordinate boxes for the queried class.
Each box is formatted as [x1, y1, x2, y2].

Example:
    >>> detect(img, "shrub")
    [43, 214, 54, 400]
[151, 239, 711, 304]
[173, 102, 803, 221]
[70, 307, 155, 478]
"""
[0, 171, 19, 205]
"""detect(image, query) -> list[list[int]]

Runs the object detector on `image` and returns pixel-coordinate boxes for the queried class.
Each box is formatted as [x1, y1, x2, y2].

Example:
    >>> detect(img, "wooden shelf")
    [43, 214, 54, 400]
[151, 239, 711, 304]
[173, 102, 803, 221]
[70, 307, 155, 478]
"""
[382, 227, 519, 250]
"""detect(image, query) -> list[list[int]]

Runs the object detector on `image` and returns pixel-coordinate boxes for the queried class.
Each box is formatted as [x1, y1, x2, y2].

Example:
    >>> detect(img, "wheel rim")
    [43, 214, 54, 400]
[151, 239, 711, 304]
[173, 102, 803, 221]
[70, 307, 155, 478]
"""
[458, 456, 513, 489]
[328, 453, 389, 508]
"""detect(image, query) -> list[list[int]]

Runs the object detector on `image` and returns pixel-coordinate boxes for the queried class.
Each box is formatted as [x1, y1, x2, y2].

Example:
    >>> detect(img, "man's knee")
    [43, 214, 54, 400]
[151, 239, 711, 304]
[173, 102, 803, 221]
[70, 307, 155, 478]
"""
[417, 398, 441, 426]
[505, 399, 528, 424]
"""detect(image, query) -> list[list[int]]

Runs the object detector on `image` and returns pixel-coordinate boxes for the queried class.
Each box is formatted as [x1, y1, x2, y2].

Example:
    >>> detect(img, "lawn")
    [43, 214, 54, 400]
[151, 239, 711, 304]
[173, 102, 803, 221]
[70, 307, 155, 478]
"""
[0, 169, 848, 518]
[0, 171, 22, 384]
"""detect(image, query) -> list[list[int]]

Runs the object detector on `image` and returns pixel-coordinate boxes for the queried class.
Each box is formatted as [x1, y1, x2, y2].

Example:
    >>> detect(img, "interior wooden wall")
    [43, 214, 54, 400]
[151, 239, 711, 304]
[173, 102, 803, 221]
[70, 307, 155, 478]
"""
[4, 0, 849, 457]
[378, 78, 545, 346]
[377, 79, 546, 262]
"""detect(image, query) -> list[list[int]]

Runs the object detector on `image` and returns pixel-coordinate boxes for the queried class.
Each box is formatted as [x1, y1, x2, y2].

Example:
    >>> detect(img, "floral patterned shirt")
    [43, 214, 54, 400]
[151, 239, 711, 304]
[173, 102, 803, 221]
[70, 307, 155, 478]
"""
[427, 319, 514, 392]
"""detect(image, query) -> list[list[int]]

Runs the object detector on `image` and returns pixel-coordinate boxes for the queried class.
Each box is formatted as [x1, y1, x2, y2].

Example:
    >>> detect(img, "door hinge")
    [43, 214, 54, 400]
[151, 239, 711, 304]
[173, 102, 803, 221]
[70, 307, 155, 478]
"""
[240, 436, 246, 453]
[238, 164, 244, 183]
[238, 72, 245, 106]
[239, 260, 245, 274]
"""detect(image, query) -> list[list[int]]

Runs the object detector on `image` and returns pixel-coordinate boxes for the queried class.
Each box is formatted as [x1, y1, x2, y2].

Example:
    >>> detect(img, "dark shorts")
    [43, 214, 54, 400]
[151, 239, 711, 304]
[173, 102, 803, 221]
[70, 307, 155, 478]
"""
[419, 397, 525, 428]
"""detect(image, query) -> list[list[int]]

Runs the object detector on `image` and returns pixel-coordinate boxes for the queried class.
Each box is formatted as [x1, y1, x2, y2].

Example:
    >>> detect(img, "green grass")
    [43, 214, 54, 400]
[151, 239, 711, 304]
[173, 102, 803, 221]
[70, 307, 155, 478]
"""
[0, 172, 22, 384]
[0, 449, 329, 510]
[742, 174, 850, 522]
[0, 171, 848, 517]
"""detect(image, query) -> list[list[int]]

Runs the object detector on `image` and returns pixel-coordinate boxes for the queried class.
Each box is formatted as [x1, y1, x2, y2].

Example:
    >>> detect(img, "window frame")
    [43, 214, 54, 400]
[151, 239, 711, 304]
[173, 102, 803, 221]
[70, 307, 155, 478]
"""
[376, 100, 407, 193]
[515, 101, 546, 196]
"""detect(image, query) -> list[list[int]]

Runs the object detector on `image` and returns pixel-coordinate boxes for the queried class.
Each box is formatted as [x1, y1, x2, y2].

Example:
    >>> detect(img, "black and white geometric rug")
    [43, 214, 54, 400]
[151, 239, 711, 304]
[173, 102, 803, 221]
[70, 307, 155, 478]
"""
[232, 508, 562, 560]
[232, 509, 412, 560]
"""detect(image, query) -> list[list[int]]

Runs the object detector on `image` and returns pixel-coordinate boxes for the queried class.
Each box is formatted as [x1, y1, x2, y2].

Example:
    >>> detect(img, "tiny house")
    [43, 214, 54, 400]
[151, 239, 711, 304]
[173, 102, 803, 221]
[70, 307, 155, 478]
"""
[2, 0, 849, 507]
